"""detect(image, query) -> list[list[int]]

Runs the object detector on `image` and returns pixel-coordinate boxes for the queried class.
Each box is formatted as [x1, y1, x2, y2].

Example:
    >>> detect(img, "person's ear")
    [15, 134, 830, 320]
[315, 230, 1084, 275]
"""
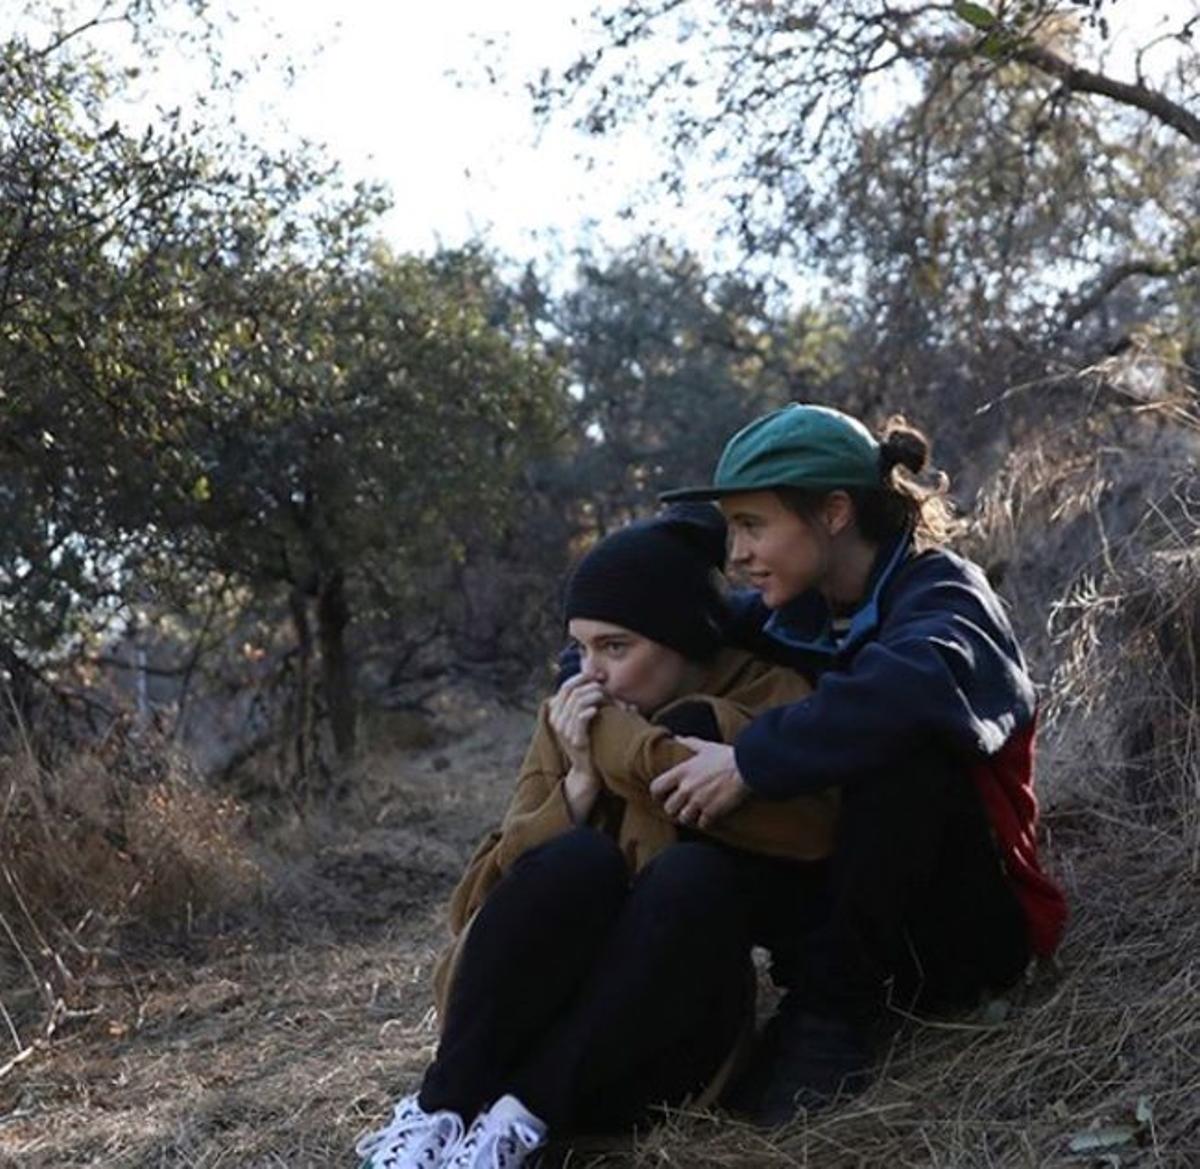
[822, 490, 855, 538]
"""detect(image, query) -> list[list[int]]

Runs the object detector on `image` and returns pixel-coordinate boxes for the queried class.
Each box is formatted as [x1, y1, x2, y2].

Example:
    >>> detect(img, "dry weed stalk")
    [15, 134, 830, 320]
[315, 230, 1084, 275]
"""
[1048, 528, 1200, 842]
[0, 714, 261, 1061]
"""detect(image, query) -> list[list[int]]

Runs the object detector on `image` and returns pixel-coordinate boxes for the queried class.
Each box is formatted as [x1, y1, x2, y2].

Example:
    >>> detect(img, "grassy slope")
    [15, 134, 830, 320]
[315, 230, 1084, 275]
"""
[2, 689, 1197, 1167]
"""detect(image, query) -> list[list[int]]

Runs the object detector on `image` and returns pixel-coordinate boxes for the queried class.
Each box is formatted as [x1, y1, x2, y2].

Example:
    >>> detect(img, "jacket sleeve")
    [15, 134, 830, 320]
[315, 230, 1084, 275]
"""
[588, 700, 836, 860]
[587, 704, 701, 793]
[445, 702, 574, 932]
[735, 555, 1037, 797]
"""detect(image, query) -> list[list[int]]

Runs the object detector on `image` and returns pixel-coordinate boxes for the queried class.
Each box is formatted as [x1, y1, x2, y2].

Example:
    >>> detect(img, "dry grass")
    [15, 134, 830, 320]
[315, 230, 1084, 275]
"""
[0, 689, 532, 1167]
[620, 804, 1199, 1168]
[0, 668, 1196, 1166]
[0, 722, 262, 1077]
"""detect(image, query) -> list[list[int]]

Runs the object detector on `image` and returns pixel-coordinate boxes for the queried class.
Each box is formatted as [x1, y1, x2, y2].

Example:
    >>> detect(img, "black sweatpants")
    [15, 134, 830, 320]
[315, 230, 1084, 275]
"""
[419, 826, 822, 1133]
[802, 751, 1032, 1023]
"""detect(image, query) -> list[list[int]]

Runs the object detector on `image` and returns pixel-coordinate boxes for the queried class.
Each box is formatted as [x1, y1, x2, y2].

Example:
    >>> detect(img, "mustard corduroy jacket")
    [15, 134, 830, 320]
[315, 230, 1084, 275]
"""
[431, 647, 837, 1018]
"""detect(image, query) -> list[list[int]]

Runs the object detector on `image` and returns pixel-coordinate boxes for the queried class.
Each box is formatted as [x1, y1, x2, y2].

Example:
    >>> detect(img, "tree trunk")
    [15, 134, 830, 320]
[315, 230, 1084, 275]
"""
[317, 567, 356, 760]
[287, 586, 315, 791]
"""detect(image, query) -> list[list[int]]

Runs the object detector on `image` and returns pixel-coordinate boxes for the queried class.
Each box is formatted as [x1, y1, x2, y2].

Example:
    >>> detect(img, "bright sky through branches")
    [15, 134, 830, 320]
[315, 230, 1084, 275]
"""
[35, 0, 1196, 273]
[205, 0, 700, 265]
[202, 1, 1194, 260]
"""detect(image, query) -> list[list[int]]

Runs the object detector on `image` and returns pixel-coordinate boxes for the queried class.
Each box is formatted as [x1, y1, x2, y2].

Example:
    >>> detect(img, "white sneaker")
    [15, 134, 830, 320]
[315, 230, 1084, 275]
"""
[445, 1095, 547, 1169]
[355, 1093, 465, 1168]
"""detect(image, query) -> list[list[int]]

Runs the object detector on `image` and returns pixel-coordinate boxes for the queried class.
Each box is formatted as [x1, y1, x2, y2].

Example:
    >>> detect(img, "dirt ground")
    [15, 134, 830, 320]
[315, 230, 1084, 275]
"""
[0, 690, 530, 1168]
[2, 688, 1198, 1167]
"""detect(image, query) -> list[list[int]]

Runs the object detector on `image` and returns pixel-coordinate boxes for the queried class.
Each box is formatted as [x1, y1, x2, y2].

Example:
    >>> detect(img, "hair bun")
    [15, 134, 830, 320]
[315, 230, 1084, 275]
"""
[879, 416, 930, 476]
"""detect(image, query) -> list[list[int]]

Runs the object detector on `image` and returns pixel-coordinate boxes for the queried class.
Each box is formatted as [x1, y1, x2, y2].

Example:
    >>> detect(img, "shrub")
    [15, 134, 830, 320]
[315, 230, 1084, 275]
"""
[0, 720, 261, 1037]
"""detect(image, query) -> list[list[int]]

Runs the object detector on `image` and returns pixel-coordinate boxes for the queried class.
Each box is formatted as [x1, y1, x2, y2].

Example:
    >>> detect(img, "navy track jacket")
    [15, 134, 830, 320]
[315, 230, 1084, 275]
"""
[729, 531, 1037, 796]
[728, 531, 1066, 956]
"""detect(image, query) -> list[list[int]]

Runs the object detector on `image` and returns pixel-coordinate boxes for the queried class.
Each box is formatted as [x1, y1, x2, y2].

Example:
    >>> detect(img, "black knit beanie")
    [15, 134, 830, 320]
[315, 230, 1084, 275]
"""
[563, 503, 729, 661]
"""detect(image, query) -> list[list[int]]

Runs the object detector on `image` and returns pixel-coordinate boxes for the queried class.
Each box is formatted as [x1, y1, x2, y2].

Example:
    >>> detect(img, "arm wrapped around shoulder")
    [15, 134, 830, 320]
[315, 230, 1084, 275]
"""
[588, 685, 838, 864]
[735, 553, 1037, 797]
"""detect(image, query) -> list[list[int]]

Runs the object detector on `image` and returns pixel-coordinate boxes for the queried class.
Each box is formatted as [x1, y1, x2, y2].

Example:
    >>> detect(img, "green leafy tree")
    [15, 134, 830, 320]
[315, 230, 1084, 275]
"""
[171, 247, 563, 765]
[548, 243, 844, 531]
[0, 8, 567, 778]
[0, 14, 321, 679]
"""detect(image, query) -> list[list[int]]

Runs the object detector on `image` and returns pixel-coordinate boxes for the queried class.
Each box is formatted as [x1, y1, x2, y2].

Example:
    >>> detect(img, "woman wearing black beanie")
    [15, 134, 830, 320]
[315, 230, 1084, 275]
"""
[355, 506, 837, 1169]
[564, 502, 730, 661]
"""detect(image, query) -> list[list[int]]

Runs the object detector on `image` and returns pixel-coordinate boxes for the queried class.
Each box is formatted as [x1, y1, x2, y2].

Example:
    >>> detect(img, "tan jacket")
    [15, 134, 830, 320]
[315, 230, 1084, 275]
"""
[432, 648, 837, 1016]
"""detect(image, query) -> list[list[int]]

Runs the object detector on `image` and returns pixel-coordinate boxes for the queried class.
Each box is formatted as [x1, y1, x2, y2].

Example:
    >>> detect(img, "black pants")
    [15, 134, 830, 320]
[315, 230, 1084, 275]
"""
[419, 826, 822, 1133]
[801, 752, 1032, 1024]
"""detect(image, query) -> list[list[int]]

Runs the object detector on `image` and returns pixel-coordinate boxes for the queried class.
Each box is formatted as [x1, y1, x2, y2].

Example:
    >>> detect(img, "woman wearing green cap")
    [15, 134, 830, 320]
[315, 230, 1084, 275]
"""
[651, 403, 1067, 1124]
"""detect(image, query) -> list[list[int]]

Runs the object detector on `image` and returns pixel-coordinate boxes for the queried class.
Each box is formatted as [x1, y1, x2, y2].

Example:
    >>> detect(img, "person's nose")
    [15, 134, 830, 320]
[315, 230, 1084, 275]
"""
[729, 530, 751, 568]
[581, 650, 604, 683]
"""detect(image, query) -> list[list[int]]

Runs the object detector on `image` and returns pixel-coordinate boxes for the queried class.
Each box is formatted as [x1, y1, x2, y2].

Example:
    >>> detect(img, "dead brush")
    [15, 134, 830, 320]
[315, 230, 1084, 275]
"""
[1048, 523, 1200, 840]
[0, 717, 261, 1066]
[962, 390, 1200, 671]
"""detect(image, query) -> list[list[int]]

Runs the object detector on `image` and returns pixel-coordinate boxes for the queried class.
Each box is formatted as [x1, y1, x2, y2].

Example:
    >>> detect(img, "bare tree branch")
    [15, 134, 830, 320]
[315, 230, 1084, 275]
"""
[1013, 42, 1200, 145]
[33, 8, 126, 60]
[1059, 254, 1200, 331]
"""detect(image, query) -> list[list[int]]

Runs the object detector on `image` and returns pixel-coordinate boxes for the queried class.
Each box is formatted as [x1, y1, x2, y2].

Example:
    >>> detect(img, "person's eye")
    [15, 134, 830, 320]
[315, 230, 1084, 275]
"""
[606, 642, 629, 657]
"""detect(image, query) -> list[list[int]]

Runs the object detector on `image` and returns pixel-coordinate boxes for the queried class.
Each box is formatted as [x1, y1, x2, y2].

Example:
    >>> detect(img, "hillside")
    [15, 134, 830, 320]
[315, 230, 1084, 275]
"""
[2, 682, 1196, 1167]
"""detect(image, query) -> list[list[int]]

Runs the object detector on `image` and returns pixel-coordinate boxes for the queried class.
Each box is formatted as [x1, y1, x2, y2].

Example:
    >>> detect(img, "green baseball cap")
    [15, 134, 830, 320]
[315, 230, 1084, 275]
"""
[660, 403, 883, 502]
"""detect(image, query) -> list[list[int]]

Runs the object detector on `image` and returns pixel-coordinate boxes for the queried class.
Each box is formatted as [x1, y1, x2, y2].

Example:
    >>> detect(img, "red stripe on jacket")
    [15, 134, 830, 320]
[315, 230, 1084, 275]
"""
[969, 715, 1067, 957]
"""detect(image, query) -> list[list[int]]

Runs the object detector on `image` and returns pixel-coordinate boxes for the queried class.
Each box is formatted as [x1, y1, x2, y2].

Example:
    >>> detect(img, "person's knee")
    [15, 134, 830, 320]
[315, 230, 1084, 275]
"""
[834, 754, 965, 859]
[841, 754, 954, 815]
[516, 827, 627, 899]
[636, 842, 742, 918]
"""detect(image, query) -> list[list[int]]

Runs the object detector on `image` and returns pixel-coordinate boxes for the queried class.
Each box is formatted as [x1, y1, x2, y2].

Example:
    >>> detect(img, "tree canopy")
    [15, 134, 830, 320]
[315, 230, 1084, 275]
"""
[540, 2, 1198, 377]
[0, 8, 565, 770]
[546, 243, 843, 529]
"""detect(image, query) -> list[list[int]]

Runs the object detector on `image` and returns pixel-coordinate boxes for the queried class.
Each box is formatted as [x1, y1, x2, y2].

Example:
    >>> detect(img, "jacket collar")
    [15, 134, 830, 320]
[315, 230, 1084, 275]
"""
[762, 528, 914, 658]
[690, 645, 770, 696]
